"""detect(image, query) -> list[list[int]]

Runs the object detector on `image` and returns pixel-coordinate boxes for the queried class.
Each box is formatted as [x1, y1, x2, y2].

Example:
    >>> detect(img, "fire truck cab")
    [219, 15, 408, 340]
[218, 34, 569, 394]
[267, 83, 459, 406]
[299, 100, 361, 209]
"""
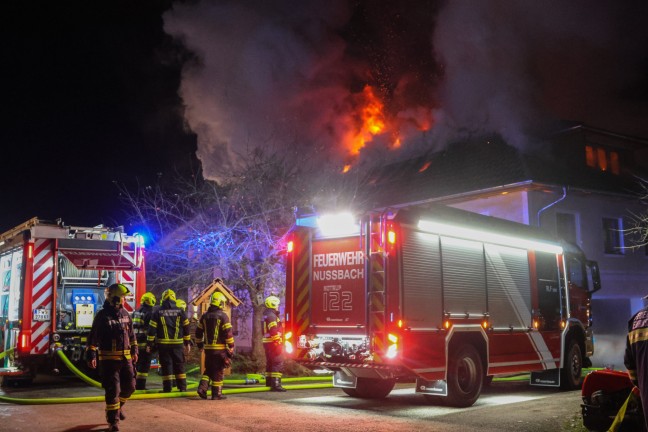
[284, 205, 600, 406]
[0, 218, 146, 385]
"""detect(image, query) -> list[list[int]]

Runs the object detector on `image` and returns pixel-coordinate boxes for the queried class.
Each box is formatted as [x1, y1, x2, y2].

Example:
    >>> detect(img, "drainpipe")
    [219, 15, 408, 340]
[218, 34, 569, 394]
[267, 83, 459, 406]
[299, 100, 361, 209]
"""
[536, 186, 567, 227]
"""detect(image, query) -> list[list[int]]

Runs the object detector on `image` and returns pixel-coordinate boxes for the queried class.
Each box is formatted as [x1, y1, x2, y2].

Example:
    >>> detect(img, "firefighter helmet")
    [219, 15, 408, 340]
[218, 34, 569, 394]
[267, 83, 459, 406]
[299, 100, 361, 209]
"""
[210, 292, 227, 308]
[265, 295, 280, 310]
[176, 299, 187, 311]
[140, 292, 156, 307]
[161, 289, 176, 302]
[107, 283, 130, 306]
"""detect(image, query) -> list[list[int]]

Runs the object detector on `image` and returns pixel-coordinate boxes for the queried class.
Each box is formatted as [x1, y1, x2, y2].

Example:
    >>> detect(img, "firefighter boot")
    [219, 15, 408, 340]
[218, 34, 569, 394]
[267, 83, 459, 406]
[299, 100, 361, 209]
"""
[271, 377, 287, 392]
[211, 386, 226, 400]
[197, 379, 209, 399]
[135, 377, 147, 391]
[176, 377, 187, 392]
[162, 379, 173, 393]
[106, 409, 120, 431]
[119, 401, 126, 420]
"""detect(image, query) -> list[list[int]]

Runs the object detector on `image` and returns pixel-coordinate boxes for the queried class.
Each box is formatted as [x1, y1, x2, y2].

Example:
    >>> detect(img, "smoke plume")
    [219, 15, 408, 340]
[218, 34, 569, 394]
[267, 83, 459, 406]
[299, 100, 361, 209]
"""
[164, 0, 648, 180]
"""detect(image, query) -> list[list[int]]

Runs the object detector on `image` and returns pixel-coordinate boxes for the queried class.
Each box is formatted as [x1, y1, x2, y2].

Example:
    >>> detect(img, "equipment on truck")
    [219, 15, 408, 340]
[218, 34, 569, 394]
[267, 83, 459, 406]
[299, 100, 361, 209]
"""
[0, 218, 146, 385]
[284, 205, 601, 406]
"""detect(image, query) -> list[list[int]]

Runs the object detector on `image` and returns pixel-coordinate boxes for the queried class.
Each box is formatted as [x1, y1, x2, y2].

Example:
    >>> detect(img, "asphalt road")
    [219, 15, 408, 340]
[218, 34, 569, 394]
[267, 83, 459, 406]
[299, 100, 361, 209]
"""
[0, 375, 587, 432]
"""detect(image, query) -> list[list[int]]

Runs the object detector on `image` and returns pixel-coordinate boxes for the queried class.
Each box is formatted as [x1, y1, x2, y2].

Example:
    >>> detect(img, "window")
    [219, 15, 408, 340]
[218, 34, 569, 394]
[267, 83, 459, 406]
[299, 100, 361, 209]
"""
[602, 217, 624, 255]
[556, 212, 578, 245]
[585, 145, 620, 174]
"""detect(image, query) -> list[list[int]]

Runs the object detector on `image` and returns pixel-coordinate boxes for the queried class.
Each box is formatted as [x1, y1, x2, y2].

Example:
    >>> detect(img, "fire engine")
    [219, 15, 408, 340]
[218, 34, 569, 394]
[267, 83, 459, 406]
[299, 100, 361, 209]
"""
[284, 205, 601, 406]
[0, 218, 146, 385]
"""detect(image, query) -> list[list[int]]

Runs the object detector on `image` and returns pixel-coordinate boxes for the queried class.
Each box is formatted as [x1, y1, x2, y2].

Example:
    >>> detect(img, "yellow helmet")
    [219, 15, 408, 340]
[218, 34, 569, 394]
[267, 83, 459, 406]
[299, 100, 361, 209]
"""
[107, 283, 130, 306]
[175, 299, 187, 311]
[140, 292, 156, 307]
[210, 292, 227, 308]
[161, 289, 176, 302]
[265, 295, 280, 310]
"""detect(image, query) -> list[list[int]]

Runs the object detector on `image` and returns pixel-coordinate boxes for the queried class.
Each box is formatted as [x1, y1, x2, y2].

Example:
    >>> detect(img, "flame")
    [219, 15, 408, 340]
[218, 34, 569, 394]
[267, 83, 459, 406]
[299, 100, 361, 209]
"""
[340, 85, 434, 172]
[347, 85, 388, 156]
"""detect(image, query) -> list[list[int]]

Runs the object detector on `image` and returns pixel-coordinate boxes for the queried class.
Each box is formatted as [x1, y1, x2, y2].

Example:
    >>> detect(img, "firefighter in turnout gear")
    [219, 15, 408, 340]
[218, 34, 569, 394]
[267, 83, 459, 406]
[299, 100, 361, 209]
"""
[133, 292, 156, 390]
[624, 303, 648, 430]
[195, 291, 235, 400]
[263, 295, 286, 391]
[86, 283, 138, 432]
[147, 289, 191, 392]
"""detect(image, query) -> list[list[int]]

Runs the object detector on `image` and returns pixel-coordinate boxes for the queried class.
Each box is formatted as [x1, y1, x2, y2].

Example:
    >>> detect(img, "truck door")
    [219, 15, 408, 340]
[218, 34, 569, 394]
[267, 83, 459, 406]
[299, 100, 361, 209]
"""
[535, 252, 562, 331]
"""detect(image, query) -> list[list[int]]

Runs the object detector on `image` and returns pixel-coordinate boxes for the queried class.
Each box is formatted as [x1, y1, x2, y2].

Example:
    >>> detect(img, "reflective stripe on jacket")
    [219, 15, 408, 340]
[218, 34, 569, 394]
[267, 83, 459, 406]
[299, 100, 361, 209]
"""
[87, 300, 137, 361]
[147, 299, 191, 347]
[195, 305, 234, 351]
[262, 308, 282, 344]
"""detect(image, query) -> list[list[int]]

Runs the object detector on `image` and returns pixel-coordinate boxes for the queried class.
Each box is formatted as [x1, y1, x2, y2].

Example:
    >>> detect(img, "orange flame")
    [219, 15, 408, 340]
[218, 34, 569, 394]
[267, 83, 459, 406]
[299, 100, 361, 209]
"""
[347, 85, 388, 156]
[340, 85, 434, 172]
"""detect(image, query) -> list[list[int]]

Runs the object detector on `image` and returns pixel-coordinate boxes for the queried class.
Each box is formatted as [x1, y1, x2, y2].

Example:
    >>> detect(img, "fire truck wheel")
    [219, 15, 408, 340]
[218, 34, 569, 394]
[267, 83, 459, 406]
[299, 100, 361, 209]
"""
[341, 387, 359, 397]
[560, 339, 583, 390]
[445, 344, 483, 407]
[350, 377, 395, 399]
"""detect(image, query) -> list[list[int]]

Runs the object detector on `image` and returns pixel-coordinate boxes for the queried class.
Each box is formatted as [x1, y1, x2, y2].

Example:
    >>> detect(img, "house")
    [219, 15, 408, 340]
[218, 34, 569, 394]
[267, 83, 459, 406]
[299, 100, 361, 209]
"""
[364, 124, 648, 368]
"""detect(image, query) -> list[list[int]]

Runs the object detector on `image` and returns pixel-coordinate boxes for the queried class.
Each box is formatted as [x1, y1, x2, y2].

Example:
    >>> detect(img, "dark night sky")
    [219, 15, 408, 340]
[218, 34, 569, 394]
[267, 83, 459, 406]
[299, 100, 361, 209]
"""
[0, 1, 197, 232]
[3, 1, 648, 233]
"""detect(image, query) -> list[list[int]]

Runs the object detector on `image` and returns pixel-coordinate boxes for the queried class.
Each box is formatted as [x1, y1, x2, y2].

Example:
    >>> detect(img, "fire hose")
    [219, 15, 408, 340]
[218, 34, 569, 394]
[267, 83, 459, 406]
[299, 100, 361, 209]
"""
[0, 348, 14, 360]
[0, 349, 333, 405]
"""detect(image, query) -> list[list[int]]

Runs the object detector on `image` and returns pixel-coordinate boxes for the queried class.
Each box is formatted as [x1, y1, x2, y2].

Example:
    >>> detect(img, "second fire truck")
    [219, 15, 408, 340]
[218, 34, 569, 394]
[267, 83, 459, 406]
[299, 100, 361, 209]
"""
[0, 218, 146, 385]
[284, 205, 600, 406]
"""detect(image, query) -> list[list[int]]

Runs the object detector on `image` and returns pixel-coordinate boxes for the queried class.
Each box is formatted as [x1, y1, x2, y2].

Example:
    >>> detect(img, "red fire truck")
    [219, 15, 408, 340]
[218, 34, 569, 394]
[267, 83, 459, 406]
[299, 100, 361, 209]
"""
[0, 218, 146, 385]
[284, 205, 601, 407]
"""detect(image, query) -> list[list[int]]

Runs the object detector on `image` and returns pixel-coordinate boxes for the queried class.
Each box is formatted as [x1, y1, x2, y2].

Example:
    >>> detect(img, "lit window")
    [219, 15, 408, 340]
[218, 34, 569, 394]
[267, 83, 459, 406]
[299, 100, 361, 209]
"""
[597, 148, 607, 171]
[585, 145, 621, 175]
[585, 145, 596, 168]
[610, 151, 620, 175]
[602, 217, 624, 255]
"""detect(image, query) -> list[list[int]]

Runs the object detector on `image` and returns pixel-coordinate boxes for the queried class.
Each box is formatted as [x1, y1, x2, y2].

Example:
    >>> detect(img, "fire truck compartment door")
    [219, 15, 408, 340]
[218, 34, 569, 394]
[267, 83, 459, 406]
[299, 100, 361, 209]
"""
[58, 239, 132, 270]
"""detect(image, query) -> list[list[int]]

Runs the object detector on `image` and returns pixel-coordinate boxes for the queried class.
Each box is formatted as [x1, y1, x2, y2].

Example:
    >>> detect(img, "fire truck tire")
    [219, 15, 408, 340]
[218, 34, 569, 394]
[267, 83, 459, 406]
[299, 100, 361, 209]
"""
[560, 339, 583, 390]
[348, 377, 395, 399]
[445, 344, 483, 407]
[341, 387, 359, 397]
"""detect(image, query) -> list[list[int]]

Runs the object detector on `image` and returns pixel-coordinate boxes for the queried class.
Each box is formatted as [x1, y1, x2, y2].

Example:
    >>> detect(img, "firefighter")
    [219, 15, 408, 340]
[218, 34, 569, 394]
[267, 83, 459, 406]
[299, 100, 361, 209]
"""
[195, 291, 235, 400]
[133, 292, 156, 390]
[263, 295, 286, 392]
[86, 283, 138, 432]
[624, 302, 648, 430]
[172, 298, 188, 391]
[147, 289, 191, 393]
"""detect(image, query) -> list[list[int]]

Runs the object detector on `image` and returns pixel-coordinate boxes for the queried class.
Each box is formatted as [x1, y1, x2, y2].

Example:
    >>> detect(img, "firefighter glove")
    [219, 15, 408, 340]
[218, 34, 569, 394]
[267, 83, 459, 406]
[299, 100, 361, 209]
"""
[85, 348, 97, 362]
[197, 342, 204, 350]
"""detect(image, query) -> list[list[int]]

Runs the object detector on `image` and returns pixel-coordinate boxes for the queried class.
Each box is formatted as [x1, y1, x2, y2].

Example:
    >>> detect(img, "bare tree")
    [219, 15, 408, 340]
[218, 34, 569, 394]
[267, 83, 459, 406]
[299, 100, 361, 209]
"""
[117, 149, 314, 359]
[627, 177, 648, 249]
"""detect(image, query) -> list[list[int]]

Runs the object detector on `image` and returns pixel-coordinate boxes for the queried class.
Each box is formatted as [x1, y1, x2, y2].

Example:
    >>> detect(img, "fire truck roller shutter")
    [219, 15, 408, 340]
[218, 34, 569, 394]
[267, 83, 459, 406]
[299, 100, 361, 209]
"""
[441, 237, 487, 317]
[401, 230, 442, 329]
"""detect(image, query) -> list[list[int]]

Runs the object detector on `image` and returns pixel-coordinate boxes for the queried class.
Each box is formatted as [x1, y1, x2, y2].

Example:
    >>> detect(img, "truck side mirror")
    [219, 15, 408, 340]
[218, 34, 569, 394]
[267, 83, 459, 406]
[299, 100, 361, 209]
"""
[586, 260, 601, 294]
